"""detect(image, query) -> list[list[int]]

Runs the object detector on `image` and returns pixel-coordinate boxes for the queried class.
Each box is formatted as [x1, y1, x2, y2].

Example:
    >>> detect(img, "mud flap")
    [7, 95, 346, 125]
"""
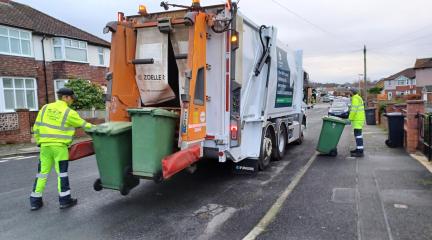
[232, 159, 259, 175]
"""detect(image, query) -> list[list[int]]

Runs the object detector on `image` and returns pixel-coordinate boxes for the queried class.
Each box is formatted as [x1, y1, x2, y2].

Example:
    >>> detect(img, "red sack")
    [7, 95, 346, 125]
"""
[69, 140, 94, 161]
[162, 145, 201, 180]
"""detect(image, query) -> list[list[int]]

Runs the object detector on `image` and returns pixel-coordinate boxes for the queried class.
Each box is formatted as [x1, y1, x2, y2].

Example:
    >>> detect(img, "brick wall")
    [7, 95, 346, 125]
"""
[404, 100, 424, 153]
[1, 55, 108, 143]
[0, 109, 34, 144]
[51, 62, 108, 86]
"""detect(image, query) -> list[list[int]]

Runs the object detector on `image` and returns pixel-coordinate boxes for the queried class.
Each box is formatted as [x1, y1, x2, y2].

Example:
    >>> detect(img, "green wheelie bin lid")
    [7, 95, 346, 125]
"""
[128, 108, 178, 118]
[322, 116, 349, 125]
[85, 122, 132, 135]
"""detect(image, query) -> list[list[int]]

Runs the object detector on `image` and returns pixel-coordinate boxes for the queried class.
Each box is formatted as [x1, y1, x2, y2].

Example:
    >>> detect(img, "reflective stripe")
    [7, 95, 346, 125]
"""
[31, 192, 42, 198]
[39, 134, 73, 140]
[357, 146, 364, 149]
[35, 121, 75, 131]
[59, 172, 68, 178]
[37, 173, 48, 178]
[81, 121, 88, 128]
[356, 135, 363, 139]
[59, 190, 71, 197]
[61, 109, 71, 128]
[40, 105, 48, 122]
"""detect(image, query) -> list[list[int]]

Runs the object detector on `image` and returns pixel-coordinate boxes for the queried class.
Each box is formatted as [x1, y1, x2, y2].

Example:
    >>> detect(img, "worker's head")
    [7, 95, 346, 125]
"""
[350, 88, 359, 96]
[57, 88, 76, 106]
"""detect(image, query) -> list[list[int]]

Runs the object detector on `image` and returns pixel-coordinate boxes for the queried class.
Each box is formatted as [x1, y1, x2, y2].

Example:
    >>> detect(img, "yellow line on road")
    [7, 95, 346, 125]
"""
[243, 152, 318, 240]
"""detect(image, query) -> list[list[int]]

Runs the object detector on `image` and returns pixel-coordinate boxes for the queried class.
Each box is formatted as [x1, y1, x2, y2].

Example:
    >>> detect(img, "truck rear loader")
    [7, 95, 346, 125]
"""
[76, 0, 306, 194]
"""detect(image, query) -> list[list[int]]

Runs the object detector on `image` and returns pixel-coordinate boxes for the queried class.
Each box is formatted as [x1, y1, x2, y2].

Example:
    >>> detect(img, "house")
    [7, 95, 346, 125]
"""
[382, 68, 419, 100]
[0, 0, 110, 113]
[414, 58, 432, 101]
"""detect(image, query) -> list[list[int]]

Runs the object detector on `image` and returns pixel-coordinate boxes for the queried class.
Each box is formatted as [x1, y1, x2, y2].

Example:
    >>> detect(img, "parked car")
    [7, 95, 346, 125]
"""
[322, 95, 331, 103]
[328, 101, 349, 118]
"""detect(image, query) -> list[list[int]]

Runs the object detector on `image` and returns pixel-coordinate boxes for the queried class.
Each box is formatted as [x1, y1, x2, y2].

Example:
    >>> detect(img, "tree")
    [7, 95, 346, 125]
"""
[368, 87, 383, 95]
[65, 79, 105, 110]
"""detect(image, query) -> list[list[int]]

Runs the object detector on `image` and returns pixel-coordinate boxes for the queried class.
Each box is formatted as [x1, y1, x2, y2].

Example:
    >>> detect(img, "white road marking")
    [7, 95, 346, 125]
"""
[195, 204, 237, 240]
[14, 156, 36, 160]
[1, 156, 18, 160]
[0, 160, 8, 163]
[243, 152, 318, 240]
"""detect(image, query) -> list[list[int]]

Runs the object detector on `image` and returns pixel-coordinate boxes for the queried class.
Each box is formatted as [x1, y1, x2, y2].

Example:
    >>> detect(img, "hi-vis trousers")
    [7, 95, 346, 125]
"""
[30, 145, 72, 206]
[354, 129, 364, 153]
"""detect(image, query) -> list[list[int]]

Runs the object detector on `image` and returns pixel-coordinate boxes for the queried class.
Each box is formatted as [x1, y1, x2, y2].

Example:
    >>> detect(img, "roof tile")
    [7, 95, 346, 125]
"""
[0, 1, 110, 47]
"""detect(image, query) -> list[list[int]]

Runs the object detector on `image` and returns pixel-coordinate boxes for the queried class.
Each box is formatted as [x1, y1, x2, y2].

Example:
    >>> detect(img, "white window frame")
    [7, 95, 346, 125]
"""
[54, 79, 69, 100]
[0, 25, 33, 58]
[0, 77, 38, 112]
[52, 37, 88, 63]
[97, 47, 105, 66]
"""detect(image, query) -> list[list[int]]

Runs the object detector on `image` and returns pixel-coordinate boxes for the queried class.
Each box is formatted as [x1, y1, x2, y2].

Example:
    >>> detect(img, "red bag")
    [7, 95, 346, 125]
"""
[162, 145, 201, 180]
[68, 140, 94, 161]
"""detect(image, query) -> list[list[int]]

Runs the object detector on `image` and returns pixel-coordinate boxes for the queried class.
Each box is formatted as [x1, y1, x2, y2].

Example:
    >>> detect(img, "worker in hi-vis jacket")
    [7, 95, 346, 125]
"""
[348, 88, 366, 157]
[30, 88, 93, 210]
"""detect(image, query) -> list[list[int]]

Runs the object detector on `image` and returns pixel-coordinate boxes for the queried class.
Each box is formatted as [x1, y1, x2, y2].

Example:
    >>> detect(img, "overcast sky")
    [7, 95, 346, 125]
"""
[16, 0, 432, 83]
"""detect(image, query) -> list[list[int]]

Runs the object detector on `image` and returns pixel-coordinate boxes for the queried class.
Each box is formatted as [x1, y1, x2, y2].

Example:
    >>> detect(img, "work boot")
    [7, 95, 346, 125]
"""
[59, 198, 78, 209]
[351, 151, 364, 158]
[350, 149, 357, 154]
[30, 201, 43, 211]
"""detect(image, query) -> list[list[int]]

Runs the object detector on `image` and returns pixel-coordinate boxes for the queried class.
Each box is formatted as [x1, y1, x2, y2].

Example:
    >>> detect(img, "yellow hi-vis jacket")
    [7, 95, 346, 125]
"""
[33, 100, 92, 146]
[348, 94, 366, 129]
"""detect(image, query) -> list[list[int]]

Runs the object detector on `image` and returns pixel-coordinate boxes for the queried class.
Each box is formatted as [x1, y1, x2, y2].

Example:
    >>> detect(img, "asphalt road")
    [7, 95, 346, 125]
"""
[0, 104, 329, 240]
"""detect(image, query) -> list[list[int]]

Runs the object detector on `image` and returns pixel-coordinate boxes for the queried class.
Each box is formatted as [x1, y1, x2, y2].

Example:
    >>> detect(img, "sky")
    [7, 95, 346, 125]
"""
[16, 0, 432, 83]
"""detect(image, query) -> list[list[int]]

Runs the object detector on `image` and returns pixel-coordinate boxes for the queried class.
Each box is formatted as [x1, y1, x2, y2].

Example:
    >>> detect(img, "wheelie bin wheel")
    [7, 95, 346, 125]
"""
[93, 178, 103, 191]
[120, 185, 130, 196]
[329, 149, 338, 157]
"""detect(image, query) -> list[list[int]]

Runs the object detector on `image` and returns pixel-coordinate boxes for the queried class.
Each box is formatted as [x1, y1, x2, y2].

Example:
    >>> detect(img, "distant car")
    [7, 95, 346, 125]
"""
[322, 96, 331, 103]
[328, 101, 349, 118]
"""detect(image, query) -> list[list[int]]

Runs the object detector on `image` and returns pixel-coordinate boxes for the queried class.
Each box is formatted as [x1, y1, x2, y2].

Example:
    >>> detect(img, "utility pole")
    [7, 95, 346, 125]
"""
[363, 45, 367, 104]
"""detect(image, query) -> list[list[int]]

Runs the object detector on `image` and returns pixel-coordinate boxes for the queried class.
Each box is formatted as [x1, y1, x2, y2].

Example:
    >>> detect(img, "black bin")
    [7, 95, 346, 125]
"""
[384, 112, 405, 148]
[365, 108, 376, 125]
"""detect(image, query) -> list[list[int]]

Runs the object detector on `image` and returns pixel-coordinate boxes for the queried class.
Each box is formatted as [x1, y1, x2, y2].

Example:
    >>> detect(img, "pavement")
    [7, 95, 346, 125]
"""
[0, 104, 431, 240]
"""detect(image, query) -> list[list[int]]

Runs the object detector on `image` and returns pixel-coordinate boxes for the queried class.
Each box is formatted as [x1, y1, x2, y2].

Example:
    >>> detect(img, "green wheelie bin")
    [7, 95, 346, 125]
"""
[316, 116, 348, 156]
[127, 108, 179, 182]
[85, 122, 139, 195]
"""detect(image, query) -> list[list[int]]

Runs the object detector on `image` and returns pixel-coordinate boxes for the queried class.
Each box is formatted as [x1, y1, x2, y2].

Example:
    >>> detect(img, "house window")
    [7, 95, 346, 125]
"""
[97, 47, 104, 65]
[54, 79, 69, 100]
[0, 25, 32, 57]
[53, 37, 88, 62]
[1, 77, 37, 112]
[397, 80, 405, 86]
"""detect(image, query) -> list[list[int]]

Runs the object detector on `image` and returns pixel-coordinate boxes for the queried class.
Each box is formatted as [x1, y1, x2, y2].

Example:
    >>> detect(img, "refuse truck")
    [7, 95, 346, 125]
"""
[73, 0, 306, 194]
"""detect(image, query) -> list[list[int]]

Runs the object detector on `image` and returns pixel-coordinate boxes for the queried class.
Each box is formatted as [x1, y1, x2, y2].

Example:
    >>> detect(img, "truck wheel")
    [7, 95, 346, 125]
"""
[259, 125, 274, 170]
[274, 123, 288, 160]
[93, 178, 102, 191]
[294, 131, 304, 145]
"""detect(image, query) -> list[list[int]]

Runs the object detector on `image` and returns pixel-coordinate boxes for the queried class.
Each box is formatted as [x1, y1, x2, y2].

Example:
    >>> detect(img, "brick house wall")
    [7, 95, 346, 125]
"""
[0, 55, 107, 143]
[0, 54, 108, 108]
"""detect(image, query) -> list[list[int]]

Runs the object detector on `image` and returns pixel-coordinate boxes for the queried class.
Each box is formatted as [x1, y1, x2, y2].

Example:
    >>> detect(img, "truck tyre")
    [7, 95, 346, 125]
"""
[274, 123, 288, 160]
[259, 124, 274, 170]
[294, 131, 304, 145]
